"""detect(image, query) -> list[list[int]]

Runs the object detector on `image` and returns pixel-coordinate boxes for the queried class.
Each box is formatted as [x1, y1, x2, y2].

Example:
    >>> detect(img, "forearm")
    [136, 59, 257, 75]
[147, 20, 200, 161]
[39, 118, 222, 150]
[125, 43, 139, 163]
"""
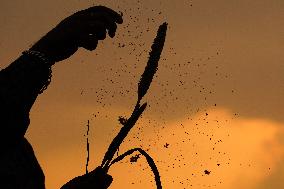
[0, 52, 53, 140]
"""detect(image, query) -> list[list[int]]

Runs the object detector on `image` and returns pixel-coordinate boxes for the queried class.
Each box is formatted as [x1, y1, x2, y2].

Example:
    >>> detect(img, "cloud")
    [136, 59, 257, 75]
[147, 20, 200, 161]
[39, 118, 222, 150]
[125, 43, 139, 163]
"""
[144, 108, 284, 189]
[255, 160, 284, 189]
[29, 105, 284, 189]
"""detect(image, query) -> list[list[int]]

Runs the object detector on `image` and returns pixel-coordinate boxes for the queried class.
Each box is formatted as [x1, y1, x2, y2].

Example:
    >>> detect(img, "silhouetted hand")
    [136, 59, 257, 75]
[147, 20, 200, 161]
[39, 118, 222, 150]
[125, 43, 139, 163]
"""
[30, 6, 123, 62]
[60, 167, 113, 189]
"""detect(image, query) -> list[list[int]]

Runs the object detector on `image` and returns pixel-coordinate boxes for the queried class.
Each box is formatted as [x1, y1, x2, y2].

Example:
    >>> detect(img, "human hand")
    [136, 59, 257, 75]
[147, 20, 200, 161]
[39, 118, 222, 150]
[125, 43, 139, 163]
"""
[60, 167, 113, 189]
[30, 6, 123, 62]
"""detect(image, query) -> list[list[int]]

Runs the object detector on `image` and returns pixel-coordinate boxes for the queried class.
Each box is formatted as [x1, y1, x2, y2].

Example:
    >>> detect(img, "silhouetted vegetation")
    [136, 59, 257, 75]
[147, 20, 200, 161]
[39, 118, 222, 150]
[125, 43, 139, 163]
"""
[98, 22, 168, 189]
[86, 120, 90, 174]
[108, 148, 162, 189]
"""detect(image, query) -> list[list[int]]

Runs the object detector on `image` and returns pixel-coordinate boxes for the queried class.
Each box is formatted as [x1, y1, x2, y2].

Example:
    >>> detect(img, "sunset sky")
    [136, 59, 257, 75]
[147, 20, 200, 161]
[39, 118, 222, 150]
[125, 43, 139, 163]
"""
[0, 0, 284, 188]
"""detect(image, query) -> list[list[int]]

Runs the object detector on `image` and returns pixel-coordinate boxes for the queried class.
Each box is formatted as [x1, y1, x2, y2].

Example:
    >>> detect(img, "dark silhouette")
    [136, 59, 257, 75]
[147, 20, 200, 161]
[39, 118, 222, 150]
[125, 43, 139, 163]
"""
[99, 22, 168, 189]
[0, 6, 122, 189]
[63, 22, 167, 189]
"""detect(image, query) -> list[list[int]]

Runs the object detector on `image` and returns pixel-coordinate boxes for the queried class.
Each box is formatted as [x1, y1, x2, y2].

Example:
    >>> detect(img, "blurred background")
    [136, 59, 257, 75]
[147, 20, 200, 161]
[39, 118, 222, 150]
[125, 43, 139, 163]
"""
[0, 0, 284, 188]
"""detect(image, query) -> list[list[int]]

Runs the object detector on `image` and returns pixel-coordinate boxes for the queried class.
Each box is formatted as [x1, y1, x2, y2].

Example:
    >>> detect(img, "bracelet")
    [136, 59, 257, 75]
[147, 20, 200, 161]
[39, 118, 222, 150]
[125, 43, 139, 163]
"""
[22, 50, 54, 66]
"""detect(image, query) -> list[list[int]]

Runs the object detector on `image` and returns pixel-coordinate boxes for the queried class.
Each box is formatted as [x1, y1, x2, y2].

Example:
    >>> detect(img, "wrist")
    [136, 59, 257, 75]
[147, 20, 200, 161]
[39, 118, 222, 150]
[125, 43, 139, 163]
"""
[30, 33, 78, 63]
[22, 50, 55, 66]
[30, 38, 54, 61]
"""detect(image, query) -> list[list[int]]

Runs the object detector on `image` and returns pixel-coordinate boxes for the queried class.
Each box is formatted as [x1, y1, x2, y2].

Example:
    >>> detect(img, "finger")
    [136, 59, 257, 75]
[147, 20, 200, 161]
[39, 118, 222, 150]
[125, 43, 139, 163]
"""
[91, 22, 107, 40]
[85, 6, 123, 24]
[85, 15, 118, 38]
[71, 6, 122, 38]
[79, 21, 108, 40]
[96, 14, 118, 38]
[108, 22, 117, 38]
[104, 174, 113, 188]
[89, 167, 113, 188]
[78, 34, 98, 51]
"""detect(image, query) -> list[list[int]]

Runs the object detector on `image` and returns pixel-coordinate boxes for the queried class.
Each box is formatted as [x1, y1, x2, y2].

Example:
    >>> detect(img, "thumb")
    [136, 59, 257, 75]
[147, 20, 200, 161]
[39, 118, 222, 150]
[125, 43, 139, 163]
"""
[78, 34, 98, 51]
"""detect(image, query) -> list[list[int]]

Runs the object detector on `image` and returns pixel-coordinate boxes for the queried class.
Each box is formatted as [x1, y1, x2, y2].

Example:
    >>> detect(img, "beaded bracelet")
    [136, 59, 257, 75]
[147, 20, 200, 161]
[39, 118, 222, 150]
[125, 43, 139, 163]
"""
[22, 50, 54, 66]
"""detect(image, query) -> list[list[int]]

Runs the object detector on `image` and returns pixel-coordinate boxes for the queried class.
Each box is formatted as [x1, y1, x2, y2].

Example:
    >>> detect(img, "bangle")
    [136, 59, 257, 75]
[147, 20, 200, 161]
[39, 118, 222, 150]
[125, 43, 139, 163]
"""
[22, 50, 54, 66]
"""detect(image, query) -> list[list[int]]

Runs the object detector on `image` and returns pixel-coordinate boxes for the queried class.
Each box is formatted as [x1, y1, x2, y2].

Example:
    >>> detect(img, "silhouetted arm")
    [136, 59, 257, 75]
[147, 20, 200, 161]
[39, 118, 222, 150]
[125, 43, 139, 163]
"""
[0, 55, 52, 141]
[60, 167, 113, 189]
[0, 6, 122, 189]
[0, 6, 122, 143]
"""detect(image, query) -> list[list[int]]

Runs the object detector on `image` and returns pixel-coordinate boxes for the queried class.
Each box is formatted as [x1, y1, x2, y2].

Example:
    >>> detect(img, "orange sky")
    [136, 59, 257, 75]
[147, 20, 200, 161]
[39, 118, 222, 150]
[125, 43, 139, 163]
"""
[0, 0, 284, 188]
